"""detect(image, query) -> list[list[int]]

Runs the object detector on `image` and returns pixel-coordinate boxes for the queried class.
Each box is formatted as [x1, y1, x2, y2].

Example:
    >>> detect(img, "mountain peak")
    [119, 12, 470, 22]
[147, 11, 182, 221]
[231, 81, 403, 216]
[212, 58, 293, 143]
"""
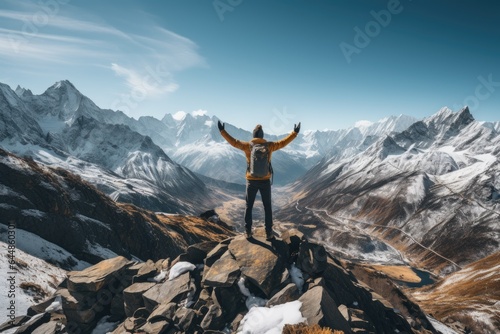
[15, 85, 33, 97]
[44, 80, 81, 96]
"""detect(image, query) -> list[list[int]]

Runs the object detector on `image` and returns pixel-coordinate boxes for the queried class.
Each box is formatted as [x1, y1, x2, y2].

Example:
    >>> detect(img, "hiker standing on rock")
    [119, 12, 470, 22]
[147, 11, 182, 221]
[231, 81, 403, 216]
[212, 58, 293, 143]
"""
[218, 121, 300, 240]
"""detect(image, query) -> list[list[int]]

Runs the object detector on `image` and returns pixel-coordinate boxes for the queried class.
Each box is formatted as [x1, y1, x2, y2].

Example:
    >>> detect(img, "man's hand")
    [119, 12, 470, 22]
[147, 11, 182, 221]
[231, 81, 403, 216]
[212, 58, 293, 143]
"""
[294, 122, 301, 134]
[218, 120, 225, 131]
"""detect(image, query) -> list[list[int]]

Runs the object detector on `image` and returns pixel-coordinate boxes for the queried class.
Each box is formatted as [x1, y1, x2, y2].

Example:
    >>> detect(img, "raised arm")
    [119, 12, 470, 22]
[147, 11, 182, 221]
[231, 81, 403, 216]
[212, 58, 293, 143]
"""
[218, 120, 248, 151]
[269, 122, 300, 151]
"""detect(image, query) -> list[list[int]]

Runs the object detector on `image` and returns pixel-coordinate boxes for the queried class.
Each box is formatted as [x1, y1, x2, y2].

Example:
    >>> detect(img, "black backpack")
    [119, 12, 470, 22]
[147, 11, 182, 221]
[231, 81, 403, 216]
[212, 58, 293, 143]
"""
[249, 142, 273, 179]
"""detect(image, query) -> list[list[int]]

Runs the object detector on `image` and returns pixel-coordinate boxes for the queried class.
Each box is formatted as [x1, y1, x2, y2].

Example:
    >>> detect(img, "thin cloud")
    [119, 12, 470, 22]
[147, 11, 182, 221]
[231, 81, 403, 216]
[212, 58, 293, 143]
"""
[111, 63, 179, 97]
[0, 3, 206, 100]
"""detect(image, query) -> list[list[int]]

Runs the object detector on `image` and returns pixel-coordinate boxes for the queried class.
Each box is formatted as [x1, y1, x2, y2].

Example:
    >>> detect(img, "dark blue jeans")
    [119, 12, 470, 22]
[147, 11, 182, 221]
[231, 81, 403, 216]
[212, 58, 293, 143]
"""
[245, 179, 272, 232]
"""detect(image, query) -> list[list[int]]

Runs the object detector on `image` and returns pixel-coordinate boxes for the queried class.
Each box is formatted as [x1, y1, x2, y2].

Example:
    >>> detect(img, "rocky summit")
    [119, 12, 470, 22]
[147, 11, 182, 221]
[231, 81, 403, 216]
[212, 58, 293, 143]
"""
[2, 228, 439, 334]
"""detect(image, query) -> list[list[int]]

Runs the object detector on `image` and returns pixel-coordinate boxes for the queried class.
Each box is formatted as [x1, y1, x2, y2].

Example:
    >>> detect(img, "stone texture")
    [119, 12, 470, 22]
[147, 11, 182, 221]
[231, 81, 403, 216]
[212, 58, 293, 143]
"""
[184, 241, 219, 264]
[203, 255, 240, 287]
[67, 256, 132, 292]
[142, 272, 192, 312]
[132, 260, 158, 283]
[299, 285, 351, 333]
[228, 235, 288, 296]
[266, 283, 300, 307]
[200, 304, 225, 331]
[212, 284, 244, 323]
[147, 302, 177, 323]
[123, 282, 156, 317]
[12, 313, 51, 334]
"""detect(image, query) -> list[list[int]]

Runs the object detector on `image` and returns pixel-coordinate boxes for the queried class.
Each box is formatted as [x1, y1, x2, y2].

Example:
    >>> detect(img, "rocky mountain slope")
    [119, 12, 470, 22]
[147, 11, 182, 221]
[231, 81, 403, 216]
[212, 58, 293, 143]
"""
[0, 81, 213, 214]
[2, 230, 444, 334]
[412, 251, 500, 333]
[277, 107, 500, 275]
[0, 148, 233, 267]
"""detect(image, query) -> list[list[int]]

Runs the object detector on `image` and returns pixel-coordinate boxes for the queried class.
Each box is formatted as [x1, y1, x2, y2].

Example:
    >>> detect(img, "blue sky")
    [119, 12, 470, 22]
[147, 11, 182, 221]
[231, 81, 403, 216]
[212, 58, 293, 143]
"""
[0, 0, 498, 133]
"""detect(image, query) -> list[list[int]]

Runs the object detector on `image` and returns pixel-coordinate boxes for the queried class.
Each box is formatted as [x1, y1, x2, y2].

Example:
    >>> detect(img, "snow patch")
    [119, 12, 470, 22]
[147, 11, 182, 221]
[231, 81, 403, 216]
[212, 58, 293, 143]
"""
[237, 300, 305, 334]
[168, 261, 196, 280]
[192, 109, 208, 117]
[238, 277, 268, 310]
[0, 226, 89, 270]
[0, 241, 67, 315]
[173, 111, 187, 121]
[290, 264, 305, 293]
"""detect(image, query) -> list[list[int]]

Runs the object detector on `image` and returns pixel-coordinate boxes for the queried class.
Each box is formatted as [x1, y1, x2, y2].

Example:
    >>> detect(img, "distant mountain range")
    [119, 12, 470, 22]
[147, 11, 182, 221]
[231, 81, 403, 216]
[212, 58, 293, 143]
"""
[0, 79, 420, 211]
[277, 106, 500, 275]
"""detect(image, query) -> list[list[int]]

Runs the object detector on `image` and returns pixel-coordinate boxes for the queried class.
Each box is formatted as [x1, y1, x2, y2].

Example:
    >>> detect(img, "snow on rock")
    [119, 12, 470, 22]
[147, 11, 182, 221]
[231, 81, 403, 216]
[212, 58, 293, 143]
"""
[237, 300, 305, 334]
[238, 277, 267, 310]
[168, 261, 196, 280]
[289, 264, 305, 293]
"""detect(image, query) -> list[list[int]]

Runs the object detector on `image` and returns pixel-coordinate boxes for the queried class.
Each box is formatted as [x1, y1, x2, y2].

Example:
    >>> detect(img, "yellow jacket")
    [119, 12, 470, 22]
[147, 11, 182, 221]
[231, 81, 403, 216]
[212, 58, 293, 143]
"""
[220, 129, 298, 180]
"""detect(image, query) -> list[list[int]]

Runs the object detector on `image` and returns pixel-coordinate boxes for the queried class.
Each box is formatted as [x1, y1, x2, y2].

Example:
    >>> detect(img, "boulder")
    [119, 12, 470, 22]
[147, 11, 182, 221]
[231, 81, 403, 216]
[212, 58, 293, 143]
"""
[142, 272, 192, 312]
[299, 285, 351, 333]
[59, 288, 103, 324]
[212, 284, 245, 322]
[297, 241, 327, 276]
[205, 243, 229, 267]
[0, 315, 31, 331]
[203, 255, 240, 287]
[123, 282, 156, 317]
[132, 260, 158, 283]
[184, 241, 219, 264]
[228, 235, 288, 296]
[27, 296, 56, 316]
[12, 313, 50, 334]
[147, 302, 177, 323]
[266, 283, 300, 307]
[124, 316, 146, 331]
[67, 256, 133, 292]
[200, 304, 225, 331]
[174, 307, 198, 332]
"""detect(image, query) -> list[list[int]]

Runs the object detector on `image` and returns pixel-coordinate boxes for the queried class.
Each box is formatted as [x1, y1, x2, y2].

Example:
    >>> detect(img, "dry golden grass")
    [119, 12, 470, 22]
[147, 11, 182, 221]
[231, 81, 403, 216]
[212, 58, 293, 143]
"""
[370, 265, 421, 283]
[282, 323, 343, 334]
[411, 252, 500, 331]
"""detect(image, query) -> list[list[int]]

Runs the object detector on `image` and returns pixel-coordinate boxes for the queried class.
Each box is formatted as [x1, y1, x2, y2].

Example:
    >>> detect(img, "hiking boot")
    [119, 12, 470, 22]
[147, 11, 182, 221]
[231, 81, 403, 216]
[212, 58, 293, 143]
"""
[265, 230, 275, 241]
[245, 228, 253, 239]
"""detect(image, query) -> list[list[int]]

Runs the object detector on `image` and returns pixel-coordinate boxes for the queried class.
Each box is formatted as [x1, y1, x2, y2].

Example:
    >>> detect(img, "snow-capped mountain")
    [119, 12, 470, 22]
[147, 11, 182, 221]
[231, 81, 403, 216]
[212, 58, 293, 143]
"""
[278, 107, 500, 275]
[1, 80, 419, 187]
[0, 148, 232, 266]
[155, 111, 417, 185]
[0, 81, 212, 213]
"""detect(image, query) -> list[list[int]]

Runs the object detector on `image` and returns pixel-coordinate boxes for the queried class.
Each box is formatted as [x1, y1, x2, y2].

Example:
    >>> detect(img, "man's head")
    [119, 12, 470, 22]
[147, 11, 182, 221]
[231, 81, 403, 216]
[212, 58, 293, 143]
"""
[253, 124, 264, 138]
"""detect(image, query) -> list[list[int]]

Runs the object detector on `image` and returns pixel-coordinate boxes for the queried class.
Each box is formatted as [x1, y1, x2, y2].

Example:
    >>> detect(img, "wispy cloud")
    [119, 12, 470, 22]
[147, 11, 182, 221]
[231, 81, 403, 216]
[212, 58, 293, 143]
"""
[111, 63, 178, 96]
[0, 2, 206, 101]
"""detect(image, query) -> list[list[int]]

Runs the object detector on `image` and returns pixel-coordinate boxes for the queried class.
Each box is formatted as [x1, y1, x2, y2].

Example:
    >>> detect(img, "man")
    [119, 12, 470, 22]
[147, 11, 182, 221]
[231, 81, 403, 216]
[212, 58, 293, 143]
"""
[218, 120, 300, 240]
